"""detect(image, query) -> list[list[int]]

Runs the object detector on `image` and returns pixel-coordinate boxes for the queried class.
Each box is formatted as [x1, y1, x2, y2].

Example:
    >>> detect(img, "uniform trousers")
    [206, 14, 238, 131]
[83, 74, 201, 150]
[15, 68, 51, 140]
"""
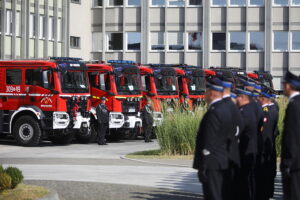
[97, 123, 108, 144]
[200, 170, 227, 200]
[283, 170, 300, 200]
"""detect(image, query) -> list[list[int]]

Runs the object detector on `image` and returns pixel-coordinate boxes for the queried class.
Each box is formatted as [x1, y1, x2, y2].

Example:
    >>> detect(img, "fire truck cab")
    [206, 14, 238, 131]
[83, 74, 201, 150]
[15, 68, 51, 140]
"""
[0, 57, 91, 146]
[176, 65, 216, 109]
[139, 64, 183, 126]
[87, 60, 142, 139]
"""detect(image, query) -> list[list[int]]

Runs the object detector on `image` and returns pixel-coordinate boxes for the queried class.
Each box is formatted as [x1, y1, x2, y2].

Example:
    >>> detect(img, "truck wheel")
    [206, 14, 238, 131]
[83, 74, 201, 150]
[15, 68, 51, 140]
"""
[13, 116, 42, 147]
[75, 126, 97, 144]
[123, 128, 139, 140]
[49, 134, 73, 145]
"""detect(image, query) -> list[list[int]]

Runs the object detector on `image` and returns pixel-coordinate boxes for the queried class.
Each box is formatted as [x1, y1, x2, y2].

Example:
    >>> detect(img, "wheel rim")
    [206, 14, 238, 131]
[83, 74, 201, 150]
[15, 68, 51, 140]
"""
[19, 123, 34, 141]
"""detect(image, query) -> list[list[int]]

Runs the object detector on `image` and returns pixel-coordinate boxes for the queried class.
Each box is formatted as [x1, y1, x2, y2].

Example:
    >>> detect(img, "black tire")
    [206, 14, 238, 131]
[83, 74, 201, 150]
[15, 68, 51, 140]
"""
[13, 115, 42, 147]
[123, 128, 139, 140]
[107, 129, 121, 142]
[75, 125, 97, 144]
[49, 133, 73, 145]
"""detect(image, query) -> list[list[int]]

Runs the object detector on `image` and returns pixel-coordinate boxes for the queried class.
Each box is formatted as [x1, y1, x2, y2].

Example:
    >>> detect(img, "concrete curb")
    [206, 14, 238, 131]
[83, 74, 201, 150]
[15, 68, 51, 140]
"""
[120, 155, 191, 168]
[38, 190, 60, 200]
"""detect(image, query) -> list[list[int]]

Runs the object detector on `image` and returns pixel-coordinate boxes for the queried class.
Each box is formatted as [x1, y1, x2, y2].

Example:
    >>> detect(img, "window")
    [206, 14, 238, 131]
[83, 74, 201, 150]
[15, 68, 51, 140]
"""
[250, 0, 264, 6]
[274, 31, 288, 51]
[128, 0, 141, 6]
[230, 32, 246, 50]
[93, 0, 103, 7]
[71, 0, 81, 3]
[292, 0, 300, 5]
[151, 32, 165, 50]
[212, 33, 226, 50]
[6, 69, 22, 85]
[6, 10, 12, 35]
[109, 0, 123, 6]
[108, 33, 123, 50]
[127, 32, 141, 50]
[188, 32, 202, 50]
[70, 36, 80, 48]
[168, 0, 185, 6]
[29, 13, 35, 38]
[168, 32, 184, 50]
[39, 15, 46, 39]
[274, 0, 288, 6]
[48, 16, 54, 40]
[92, 32, 102, 51]
[57, 18, 62, 42]
[292, 32, 300, 50]
[249, 32, 264, 50]
[26, 69, 42, 86]
[152, 0, 165, 6]
[16, 11, 21, 36]
[212, 0, 227, 6]
[26, 69, 53, 89]
[189, 0, 202, 5]
[230, 0, 246, 6]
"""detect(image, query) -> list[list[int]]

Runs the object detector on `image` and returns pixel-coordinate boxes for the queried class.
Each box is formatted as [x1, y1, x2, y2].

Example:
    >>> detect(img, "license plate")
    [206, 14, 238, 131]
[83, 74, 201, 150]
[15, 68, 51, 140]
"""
[129, 108, 135, 112]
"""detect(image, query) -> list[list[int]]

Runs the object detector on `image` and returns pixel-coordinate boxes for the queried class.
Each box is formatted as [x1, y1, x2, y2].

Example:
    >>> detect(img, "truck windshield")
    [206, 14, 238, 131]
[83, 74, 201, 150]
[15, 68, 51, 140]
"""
[60, 71, 89, 93]
[115, 73, 141, 95]
[187, 76, 206, 95]
[155, 75, 178, 95]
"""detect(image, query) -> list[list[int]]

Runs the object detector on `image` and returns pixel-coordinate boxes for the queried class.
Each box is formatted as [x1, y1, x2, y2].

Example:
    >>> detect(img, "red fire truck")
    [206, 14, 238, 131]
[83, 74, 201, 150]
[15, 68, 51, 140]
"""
[248, 71, 274, 89]
[139, 64, 184, 126]
[87, 60, 142, 139]
[0, 57, 91, 146]
[176, 65, 216, 109]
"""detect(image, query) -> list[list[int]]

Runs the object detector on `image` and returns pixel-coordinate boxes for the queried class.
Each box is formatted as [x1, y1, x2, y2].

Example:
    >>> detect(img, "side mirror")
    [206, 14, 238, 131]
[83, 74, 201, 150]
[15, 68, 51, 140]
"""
[148, 92, 155, 97]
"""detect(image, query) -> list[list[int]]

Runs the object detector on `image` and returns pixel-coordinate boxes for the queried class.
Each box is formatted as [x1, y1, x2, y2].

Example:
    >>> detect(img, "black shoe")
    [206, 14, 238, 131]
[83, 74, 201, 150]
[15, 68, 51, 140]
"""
[98, 141, 106, 145]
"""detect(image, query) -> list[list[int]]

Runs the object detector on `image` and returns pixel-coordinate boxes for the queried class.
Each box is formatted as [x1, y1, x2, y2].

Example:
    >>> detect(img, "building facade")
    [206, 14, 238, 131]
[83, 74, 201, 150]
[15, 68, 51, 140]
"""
[85, 0, 300, 90]
[0, 0, 69, 59]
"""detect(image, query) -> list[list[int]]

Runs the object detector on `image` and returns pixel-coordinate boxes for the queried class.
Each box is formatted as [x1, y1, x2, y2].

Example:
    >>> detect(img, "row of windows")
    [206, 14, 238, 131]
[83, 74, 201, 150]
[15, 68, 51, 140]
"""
[1, 10, 62, 41]
[90, 31, 300, 52]
[89, 0, 300, 7]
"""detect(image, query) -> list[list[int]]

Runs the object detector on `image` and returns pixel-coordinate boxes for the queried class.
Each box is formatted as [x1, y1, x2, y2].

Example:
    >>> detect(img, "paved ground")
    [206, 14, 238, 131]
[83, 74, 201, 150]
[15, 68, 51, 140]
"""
[0, 137, 283, 200]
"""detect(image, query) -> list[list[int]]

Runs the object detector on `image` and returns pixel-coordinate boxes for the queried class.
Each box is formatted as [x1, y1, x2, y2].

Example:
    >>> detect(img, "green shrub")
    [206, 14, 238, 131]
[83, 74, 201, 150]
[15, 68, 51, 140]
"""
[4, 167, 24, 189]
[0, 165, 4, 173]
[0, 172, 12, 191]
[156, 103, 205, 155]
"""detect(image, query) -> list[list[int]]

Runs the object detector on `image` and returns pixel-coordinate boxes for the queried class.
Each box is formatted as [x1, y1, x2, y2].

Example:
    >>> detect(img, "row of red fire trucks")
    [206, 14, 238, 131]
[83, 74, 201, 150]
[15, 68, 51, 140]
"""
[0, 57, 273, 146]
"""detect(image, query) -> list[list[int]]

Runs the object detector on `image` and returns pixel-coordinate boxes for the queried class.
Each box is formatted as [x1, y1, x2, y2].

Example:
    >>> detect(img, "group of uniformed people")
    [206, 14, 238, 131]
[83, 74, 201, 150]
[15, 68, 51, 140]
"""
[193, 70, 300, 200]
[95, 97, 154, 145]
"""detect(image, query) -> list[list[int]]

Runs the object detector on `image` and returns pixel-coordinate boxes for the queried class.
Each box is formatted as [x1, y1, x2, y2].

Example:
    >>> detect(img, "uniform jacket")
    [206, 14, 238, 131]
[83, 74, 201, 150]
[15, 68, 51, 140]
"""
[96, 103, 109, 124]
[239, 102, 259, 165]
[193, 100, 231, 170]
[141, 105, 154, 127]
[281, 94, 300, 171]
[258, 104, 279, 163]
[223, 97, 244, 167]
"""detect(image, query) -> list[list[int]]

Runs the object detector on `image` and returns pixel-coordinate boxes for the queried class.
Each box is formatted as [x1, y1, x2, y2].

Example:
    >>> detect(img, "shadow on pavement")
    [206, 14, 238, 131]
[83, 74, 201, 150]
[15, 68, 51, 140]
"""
[131, 190, 203, 200]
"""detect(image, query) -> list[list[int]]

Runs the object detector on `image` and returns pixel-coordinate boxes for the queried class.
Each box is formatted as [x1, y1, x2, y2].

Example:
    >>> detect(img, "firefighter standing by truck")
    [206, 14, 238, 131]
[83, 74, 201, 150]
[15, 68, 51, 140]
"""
[96, 96, 109, 145]
[142, 99, 154, 143]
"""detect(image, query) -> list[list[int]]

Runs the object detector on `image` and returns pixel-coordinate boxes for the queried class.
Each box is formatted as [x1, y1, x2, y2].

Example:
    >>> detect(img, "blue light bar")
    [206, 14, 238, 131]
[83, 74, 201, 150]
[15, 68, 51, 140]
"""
[50, 57, 82, 61]
[107, 60, 136, 64]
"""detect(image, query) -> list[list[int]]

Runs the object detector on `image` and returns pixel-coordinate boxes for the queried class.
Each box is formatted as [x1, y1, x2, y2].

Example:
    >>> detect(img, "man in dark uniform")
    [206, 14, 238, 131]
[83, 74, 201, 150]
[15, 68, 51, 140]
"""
[96, 96, 109, 145]
[193, 78, 233, 200]
[281, 71, 300, 200]
[219, 71, 244, 200]
[256, 86, 279, 200]
[236, 87, 259, 200]
[141, 99, 154, 143]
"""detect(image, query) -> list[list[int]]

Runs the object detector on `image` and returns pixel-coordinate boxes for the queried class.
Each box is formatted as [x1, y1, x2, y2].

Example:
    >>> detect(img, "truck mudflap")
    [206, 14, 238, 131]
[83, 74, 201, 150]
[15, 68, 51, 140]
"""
[153, 111, 163, 127]
[109, 112, 124, 129]
[123, 114, 142, 129]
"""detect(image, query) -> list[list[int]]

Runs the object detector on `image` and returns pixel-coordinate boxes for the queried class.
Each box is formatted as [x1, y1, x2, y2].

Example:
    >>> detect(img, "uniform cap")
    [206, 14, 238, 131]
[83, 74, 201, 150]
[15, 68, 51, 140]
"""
[230, 92, 237, 99]
[284, 71, 300, 88]
[236, 87, 252, 96]
[259, 86, 272, 98]
[100, 96, 106, 100]
[216, 71, 234, 88]
[239, 76, 256, 87]
[206, 77, 224, 92]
